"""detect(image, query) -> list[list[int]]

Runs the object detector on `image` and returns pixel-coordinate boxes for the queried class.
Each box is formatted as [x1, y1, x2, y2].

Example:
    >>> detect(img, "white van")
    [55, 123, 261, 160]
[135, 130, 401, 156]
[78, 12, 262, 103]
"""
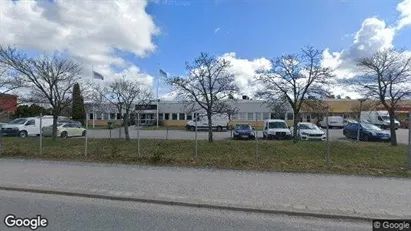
[319, 116, 344, 129]
[1, 117, 54, 137]
[263, 119, 292, 140]
[186, 114, 229, 132]
[360, 111, 400, 129]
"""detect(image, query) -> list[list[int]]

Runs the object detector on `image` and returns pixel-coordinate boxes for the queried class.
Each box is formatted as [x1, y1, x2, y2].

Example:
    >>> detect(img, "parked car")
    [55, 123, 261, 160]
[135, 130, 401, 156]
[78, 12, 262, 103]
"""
[400, 118, 409, 129]
[232, 123, 255, 140]
[262, 119, 292, 140]
[186, 114, 229, 132]
[59, 120, 82, 128]
[343, 119, 357, 127]
[291, 122, 326, 141]
[343, 122, 390, 141]
[1, 117, 54, 138]
[42, 123, 86, 138]
[319, 116, 344, 129]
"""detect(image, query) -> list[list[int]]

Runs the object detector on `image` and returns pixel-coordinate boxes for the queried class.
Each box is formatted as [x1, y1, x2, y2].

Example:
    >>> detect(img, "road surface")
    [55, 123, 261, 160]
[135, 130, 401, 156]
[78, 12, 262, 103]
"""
[0, 159, 410, 219]
[87, 127, 410, 144]
[0, 190, 369, 231]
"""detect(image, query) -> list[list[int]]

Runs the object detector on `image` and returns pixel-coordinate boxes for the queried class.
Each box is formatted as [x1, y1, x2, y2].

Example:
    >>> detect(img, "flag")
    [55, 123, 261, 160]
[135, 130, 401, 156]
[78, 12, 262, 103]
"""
[93, 71, 104, 80]
[159, 69, 167, 78]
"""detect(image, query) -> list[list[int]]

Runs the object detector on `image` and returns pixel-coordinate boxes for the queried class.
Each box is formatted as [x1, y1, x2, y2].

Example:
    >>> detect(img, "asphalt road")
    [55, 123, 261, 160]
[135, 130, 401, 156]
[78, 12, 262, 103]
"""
[0, 190, 369, 231]
[87, 127, 410, 144]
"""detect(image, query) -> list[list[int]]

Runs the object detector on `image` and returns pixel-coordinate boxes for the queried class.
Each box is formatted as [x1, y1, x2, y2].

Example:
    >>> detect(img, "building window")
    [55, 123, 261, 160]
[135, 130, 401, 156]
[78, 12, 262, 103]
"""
[164, 113, 170, 120]
[187, 113, 192, 120]
[255, 112, 262, 121]
[263, 113, 269, 120]
[89, 113, 94, 120]
[247, 113, 253, 121]
[239, 112, 246, 120]
[96, 113, 102, 120]
[179, 113, 185, 120]
[103, 113, 109, 120]
[306, 114, 311, 122]
[287, 113, 293, 120]
[172, 113, 178, 120]
[231, 113, 238, 120]
[116, 113, 122, 119]
[110, 113, 116, 120]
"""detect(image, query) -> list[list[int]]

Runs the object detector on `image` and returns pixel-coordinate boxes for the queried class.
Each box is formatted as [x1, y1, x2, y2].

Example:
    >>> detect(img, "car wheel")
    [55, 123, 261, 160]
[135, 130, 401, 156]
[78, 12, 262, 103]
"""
[60, 131, 68, 138]
[362, 134, 370, 141]
[82, 130, 86, 137]
[190, 126, 195, 132]
[268, 134, 273, 140]
[263, 133, 266, 139]
[19, 131, 27, 138]
[216, 126, 223, 132]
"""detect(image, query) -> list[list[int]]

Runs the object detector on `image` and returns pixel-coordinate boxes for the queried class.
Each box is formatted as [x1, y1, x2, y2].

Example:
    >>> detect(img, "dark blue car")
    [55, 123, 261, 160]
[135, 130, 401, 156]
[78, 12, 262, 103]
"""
[343, 123, 391, 141]
[233, 123, 256, 140]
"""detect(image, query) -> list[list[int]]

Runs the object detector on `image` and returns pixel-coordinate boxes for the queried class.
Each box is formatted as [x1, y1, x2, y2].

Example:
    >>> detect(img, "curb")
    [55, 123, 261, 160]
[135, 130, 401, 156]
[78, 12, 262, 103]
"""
[0, 186, 378, 222]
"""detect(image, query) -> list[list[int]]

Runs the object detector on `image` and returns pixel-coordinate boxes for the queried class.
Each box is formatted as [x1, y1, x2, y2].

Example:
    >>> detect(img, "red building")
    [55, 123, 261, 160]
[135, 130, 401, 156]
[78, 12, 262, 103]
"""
[0, 93, 18, 121]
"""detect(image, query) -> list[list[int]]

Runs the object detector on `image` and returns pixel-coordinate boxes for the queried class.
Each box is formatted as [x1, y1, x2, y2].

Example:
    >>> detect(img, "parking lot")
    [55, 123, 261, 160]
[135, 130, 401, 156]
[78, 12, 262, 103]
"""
[86, 127, 410, 144]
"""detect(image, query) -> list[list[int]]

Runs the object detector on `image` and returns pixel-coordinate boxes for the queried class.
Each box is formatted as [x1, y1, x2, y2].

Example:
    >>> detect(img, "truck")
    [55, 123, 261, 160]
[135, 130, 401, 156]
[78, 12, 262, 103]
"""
[1, 116, 54, 138]
[360, 111, 400, 129]
[186, 114, 229, 132]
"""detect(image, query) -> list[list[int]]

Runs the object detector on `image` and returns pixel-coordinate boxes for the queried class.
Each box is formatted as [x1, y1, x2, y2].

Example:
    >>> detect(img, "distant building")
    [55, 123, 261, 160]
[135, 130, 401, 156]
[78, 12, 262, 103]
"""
[0, 93, 18, 121]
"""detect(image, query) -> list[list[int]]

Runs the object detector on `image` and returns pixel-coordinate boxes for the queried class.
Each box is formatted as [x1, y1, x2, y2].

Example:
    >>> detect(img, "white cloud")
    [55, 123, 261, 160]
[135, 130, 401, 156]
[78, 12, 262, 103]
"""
[214, 28, 221, 34]
[220, 52, 272, 97]
[0, 0, 159, 86]
[396, 0, 411, 30]
[320, 0, 411, 98]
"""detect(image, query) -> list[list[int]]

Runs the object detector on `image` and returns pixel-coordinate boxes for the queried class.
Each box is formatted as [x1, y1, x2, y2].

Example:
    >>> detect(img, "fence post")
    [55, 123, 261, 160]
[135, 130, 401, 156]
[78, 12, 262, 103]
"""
[109, 125, 112, 139]
[326, 111, 330, 168]
[408, 111, 411, 170]
[166, 126, 169, 140]
[39, 113, 43, 155]
[195, 117, 198, 160]
[137, 114, 140, 157]
[0, 123, 2, 152]
[84, 117, 88, 157]
[255, 118, 258, 160]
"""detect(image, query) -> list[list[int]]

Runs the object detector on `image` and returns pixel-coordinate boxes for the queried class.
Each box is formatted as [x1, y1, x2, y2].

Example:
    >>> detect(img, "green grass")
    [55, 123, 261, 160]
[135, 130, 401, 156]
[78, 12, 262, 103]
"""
[0, 137, 409, 178]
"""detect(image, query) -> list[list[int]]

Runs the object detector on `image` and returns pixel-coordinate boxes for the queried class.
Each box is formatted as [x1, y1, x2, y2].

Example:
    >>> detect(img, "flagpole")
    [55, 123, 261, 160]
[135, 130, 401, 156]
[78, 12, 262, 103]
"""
[156, 63, 160, 128]
[92, 65, 95, 128]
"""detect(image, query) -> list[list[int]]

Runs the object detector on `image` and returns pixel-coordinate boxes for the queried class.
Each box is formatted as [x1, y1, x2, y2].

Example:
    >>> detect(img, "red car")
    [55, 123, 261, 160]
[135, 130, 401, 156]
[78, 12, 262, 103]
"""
[400, 118, 410, 128]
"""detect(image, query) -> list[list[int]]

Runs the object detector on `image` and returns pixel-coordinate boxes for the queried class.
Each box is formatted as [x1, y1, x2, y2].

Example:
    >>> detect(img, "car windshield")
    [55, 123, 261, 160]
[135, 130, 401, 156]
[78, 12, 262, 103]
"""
[361, 123, 382, 130]
[268, 122, 287, 129]
[236, 124, 250, 130]
[9, 118, 27, 124]
[381, 115, 390, 120]
[298, 123, 319, 130]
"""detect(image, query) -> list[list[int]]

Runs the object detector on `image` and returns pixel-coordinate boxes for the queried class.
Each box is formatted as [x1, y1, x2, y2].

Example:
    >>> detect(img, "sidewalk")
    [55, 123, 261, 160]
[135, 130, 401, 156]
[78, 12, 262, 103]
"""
[0, 158, 410, 219]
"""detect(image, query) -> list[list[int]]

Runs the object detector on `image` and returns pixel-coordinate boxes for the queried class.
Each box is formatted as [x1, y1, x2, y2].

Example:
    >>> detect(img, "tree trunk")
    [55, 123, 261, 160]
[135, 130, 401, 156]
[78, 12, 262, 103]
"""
[293, 113, 300, 143]
[123, 115, 130, 141]
[52, 113, 58, 141]
[389, 111, 397, 146]
[207, 112, 213, 142]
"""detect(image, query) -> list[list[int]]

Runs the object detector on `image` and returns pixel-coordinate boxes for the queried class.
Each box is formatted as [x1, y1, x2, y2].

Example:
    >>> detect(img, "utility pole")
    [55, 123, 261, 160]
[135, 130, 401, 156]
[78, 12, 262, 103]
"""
[357, 98, 367, 142]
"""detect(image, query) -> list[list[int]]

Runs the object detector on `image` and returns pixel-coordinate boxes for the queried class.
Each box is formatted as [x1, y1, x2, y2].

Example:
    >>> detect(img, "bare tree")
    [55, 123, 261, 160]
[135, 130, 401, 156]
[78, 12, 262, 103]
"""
[166, 52, 238, 142]
[355, 49, 411, 146]
[96, 76, 153, 141]
[349, 100, 379, 116]
[0, 46, 81, 140]
[256, 46, 334, 142]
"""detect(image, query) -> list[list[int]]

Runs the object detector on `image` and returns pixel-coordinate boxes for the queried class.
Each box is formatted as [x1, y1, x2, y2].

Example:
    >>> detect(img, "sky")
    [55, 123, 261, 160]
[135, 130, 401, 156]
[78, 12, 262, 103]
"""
[0, 0, 410, 100]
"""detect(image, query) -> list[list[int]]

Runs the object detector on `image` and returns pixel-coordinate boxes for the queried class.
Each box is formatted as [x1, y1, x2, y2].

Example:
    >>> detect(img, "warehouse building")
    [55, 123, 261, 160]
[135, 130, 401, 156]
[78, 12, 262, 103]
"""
[84, 98, 411, 127]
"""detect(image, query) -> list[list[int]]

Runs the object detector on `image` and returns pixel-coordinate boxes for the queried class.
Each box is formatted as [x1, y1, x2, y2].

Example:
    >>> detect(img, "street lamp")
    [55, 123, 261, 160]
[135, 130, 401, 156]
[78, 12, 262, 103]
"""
[357, 98, 367, 142]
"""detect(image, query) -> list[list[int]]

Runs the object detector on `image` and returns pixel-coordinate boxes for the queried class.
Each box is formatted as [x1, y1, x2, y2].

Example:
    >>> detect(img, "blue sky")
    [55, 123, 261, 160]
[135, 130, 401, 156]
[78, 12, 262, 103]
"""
[133, 0, 410, 77]
[1, 0, 410, 99]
